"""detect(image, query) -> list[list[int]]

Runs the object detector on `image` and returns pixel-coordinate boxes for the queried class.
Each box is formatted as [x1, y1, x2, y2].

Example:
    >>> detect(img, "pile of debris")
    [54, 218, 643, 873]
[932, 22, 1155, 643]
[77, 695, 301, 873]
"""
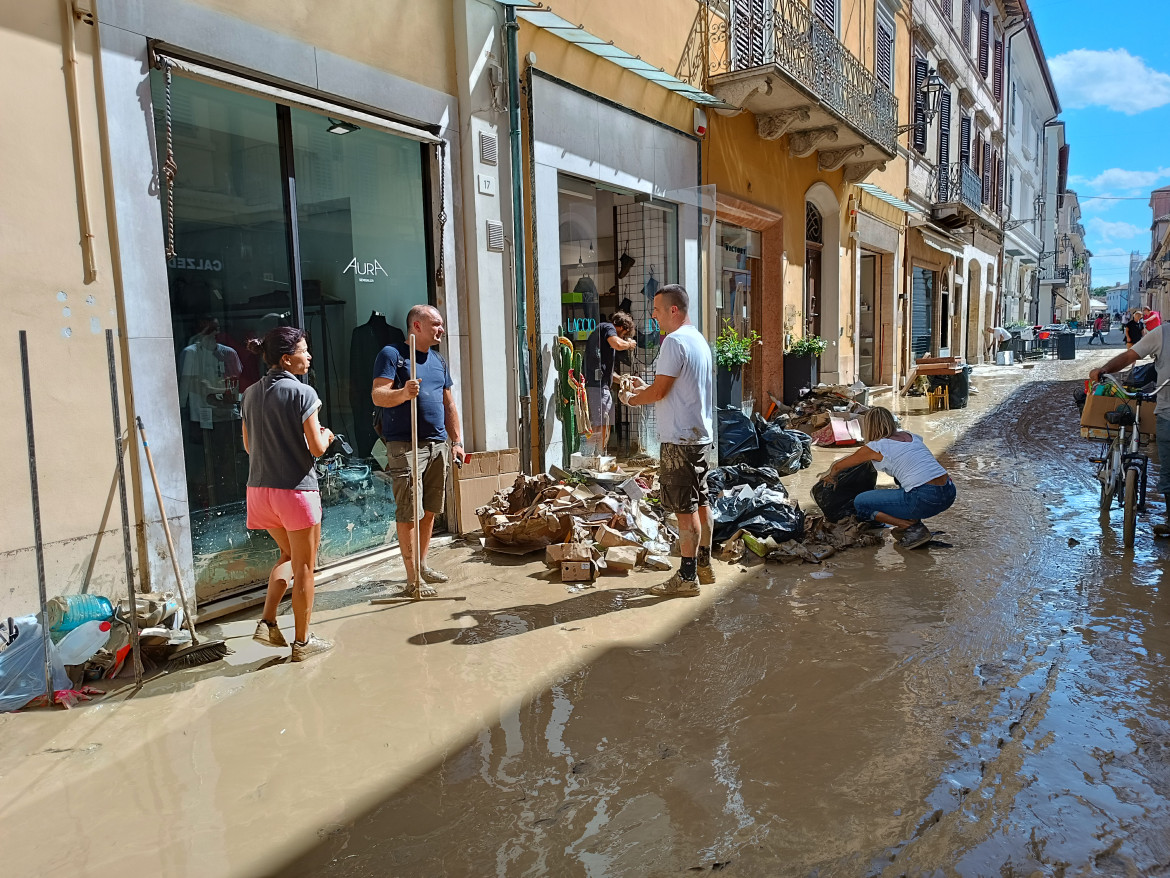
[781, 386, 871, 446]
[476, 467, 677, 583]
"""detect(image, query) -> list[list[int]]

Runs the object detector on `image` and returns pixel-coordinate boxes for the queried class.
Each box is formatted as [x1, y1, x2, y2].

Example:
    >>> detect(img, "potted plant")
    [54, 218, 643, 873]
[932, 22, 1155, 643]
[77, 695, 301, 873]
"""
[714, 321, 761, 407]
[783, 334, 827, 405]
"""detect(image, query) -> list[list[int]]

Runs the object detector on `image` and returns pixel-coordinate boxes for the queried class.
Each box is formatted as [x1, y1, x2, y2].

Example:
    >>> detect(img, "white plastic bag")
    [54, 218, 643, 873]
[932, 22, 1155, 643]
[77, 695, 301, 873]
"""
[0, 615, 71, 712]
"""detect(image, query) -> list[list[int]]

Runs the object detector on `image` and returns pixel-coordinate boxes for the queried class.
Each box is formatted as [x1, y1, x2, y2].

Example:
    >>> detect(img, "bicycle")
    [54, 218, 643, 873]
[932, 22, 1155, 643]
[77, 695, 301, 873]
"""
[1090, 375, 1169, 546]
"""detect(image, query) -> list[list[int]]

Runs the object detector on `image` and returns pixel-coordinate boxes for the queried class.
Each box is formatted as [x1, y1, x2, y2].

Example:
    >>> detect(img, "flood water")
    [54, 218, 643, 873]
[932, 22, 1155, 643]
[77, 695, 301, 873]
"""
[277, 357, 1170, 877]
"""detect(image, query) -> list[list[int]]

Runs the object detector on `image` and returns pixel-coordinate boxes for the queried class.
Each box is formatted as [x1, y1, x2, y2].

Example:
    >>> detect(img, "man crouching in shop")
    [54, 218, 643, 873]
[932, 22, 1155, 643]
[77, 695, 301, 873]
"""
[372, 304, 466, 596]
[619, 284, 715, 596]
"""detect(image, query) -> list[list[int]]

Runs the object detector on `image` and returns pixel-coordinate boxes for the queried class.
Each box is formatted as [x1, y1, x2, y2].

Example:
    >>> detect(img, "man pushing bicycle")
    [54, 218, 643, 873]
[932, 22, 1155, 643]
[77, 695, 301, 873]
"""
[1090, 322, 1170, 537]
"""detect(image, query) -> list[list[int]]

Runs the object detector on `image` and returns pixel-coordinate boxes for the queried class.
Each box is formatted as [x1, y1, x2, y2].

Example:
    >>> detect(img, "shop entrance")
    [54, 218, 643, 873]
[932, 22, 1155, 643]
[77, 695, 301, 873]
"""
[716, 222, 762, 407]
[859, 253, 879, 385]
[911, 266, 936, 360]
[151, 73, 435, 603]
[804, 203, 823, 339]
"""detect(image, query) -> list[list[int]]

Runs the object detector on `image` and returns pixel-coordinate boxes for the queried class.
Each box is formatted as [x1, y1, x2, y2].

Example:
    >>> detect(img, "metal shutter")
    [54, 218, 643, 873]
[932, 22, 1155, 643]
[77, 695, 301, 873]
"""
[912, 268, 935, 359]
[962, 0, 972, 51]
[913, 57, 928, 153]
[732, 0, 768, 68]
[995, 151, 1004, 214]
[876, 12, 894, 88]
[960, 115, 971, 165]
[979, 10, 990, 78]
[937, 89, 952, 201]
[993, 39, 1004, 102]
[982, 141, 992, 205]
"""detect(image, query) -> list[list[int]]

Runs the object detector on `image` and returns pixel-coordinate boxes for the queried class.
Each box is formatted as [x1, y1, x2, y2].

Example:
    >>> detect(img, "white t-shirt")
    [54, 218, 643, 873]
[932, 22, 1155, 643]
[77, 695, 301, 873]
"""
[991, 327, 1012, 342]
[654, 323, 713, 445]
[868, 433, 947, 492]
[1130, 325, 1169, 415]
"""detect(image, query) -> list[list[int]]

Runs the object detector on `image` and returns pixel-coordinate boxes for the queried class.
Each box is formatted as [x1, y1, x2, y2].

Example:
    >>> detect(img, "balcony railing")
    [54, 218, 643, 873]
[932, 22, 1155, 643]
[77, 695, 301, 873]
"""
[721, 0, 898, 154]
[1039, 266, 1071, 282]
[932, 162, 982, 213]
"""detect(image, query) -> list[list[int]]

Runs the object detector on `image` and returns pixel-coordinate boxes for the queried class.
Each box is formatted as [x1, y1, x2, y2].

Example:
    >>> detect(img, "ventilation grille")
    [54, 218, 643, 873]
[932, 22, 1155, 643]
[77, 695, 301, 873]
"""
[486, 220, 504, 252]
[479, 131, 499, 166]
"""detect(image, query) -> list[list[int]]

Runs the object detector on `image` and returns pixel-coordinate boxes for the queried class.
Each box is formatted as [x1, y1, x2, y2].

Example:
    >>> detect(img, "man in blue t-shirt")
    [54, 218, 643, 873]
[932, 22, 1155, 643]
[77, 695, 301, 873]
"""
[372, 305, 465, 596]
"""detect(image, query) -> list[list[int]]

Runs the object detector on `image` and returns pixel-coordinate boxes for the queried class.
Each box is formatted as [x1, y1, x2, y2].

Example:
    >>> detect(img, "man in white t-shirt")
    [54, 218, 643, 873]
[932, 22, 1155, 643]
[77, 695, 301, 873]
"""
[620, 284, 715, 596]
[986, 326, 1012, 361]
[1090, 324, 1170, 536]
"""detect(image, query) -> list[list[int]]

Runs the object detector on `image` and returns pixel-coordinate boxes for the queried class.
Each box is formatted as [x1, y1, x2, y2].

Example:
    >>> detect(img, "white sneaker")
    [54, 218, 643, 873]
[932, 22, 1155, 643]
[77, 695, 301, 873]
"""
[290, 634, 333, 662]
[252, 619, 288, 648]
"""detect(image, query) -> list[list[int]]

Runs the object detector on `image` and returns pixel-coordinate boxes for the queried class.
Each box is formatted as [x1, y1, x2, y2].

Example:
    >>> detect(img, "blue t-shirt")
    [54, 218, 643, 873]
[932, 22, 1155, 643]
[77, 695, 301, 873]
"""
[373, 343, 453, 443]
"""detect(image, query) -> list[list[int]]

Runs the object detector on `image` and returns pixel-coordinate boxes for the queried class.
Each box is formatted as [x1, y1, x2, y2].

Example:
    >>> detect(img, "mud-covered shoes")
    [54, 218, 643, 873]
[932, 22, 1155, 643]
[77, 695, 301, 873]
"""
[697, 564, 716, 585]
[899, 522, 933, 549]
[405, 580, 438, 598]
[291, 633, 333, 662]
[252, 619, 288, 648]
[649, 572, 701, 597]
[420, 566, 449, 584]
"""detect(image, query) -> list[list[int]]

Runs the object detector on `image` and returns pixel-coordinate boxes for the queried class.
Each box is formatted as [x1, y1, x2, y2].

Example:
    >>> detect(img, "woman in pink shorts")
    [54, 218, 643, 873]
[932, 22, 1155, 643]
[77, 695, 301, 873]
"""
[240, 327, 337, 661]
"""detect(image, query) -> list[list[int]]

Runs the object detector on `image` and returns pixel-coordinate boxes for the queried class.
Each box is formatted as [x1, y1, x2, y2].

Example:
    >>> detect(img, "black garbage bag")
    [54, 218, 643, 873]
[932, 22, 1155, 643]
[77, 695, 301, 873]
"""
[755, 416, 812, 475]
[706, 464, 785, 495]
[1129, 361, 1157, 389]
[810, 462, 878, 522]
[717, 406, 762, 466]
[711, 484, 805, 543]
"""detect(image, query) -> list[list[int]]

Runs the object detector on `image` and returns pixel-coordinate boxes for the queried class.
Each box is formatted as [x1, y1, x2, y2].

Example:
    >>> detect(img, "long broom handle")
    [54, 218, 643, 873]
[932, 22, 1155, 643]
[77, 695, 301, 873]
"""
[136, 417, 200, 645]
[410, 334, 422, 596]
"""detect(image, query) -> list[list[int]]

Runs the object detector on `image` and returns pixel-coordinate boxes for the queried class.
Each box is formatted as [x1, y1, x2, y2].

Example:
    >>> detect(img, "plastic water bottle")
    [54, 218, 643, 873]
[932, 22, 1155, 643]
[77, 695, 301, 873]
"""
[54, 595, 114, 632]
[56, 620, 112, 665]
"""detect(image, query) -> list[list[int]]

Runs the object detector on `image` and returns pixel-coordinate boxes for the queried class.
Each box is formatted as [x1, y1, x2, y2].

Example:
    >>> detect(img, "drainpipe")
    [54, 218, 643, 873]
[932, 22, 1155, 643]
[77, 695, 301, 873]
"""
[61, 0, 98, 283]
[503, 5, 532, 471]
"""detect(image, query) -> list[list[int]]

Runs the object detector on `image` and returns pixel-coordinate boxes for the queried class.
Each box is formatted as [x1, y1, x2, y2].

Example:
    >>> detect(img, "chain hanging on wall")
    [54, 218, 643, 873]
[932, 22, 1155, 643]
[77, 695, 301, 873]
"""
[435, 140, 447, 288]
[161, 58, 179, 260]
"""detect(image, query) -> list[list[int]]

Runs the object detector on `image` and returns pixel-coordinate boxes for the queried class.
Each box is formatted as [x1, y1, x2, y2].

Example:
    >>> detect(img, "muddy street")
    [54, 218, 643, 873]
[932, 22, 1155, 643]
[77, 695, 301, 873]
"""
[4, 352, 1170, 878]
[274, 354, 1170, 876]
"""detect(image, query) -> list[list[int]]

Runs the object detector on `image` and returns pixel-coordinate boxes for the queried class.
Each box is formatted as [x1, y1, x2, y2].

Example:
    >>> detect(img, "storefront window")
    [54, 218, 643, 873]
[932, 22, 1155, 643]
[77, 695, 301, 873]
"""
[153, 73, 432, 601]
[556, 173, 677, 460]
[715, 223, 761, 404]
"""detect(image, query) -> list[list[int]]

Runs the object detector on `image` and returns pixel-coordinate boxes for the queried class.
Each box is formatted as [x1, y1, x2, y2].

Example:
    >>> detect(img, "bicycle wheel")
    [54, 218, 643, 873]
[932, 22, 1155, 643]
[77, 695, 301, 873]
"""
[1123, 466, 1139, 547]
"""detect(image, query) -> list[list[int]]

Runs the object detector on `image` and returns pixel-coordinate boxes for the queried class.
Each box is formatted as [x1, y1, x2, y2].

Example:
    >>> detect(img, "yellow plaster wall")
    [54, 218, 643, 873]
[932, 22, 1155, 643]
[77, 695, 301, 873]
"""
[188, 0, 457, 95]
[0, 4, 134, 607]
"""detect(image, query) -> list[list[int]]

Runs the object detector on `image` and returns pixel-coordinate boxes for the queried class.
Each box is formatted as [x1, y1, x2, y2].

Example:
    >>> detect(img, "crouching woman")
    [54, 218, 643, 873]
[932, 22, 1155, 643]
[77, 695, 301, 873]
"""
[822, 407, 956, 549]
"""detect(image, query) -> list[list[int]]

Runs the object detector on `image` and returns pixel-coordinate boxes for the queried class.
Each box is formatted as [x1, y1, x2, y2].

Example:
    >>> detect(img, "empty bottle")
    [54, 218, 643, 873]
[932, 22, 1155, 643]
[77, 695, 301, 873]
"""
[56, 620, 112, 666]
[53, 595, 113, 632]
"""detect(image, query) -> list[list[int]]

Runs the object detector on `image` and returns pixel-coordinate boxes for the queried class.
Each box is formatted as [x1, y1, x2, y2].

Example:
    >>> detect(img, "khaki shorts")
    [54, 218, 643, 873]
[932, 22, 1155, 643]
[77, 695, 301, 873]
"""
[659, 442, 711, 514]
[385, 440, 449, 523]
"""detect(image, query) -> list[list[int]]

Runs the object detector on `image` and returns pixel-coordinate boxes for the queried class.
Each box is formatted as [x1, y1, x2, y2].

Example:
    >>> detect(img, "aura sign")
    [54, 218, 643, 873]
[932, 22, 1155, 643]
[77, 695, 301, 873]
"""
[343, 257, 389, 283]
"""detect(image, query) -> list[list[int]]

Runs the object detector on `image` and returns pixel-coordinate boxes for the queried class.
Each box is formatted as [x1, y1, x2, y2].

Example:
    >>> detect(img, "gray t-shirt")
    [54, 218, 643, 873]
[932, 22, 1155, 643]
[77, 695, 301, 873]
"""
[654, 323, 713, 445]
[240, 369, 321, 491]
[1131, 325, 1169, 416]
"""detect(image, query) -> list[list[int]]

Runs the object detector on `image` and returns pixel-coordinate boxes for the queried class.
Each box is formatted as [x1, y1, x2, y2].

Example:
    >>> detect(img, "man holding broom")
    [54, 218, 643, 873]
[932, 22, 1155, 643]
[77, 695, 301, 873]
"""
[372, 305, 466, 597]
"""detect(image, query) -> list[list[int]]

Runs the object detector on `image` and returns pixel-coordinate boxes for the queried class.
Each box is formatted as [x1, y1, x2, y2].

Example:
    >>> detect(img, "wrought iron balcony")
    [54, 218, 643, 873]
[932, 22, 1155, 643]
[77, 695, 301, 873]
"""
[1039, 266, 1071, 283]
[707, 0, 899, 174]
[927, 162, 1000, 231]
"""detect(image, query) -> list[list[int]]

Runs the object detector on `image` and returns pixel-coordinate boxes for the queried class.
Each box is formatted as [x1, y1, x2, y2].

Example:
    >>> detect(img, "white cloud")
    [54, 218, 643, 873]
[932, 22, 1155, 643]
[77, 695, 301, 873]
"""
[1083, 167, 1170, 190]
[1048, 49, 1170, 114]
[1087, 217, 1146, 242]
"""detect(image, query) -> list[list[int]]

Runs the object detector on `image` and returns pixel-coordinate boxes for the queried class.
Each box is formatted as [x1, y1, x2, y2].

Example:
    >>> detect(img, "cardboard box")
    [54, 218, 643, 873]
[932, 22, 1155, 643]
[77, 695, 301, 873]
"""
[1079, 394, 1155, 439]
[545, 542, 593, 568]
[453, 448, 523, 534]
[561, 560, 595, 582]
[603, 545, 638, 572]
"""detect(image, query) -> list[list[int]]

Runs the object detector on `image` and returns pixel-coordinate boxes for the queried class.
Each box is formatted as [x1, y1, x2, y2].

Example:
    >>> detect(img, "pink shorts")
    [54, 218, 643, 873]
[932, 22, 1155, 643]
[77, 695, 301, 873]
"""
[246, 487, 322, 532]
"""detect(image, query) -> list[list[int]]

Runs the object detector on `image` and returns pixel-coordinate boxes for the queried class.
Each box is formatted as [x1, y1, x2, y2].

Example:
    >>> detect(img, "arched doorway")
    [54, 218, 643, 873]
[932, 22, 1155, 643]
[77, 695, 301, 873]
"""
[804, 183, 842, 379]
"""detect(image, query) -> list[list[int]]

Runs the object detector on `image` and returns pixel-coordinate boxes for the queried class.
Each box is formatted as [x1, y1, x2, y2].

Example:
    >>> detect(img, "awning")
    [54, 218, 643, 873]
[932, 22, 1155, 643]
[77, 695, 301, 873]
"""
[1090, 298, 1107, 308]
[917, 225, 964, 259]
[150, 47, 443, 145]
[495, 2, 734, 108]
[854, 182, 924, 218]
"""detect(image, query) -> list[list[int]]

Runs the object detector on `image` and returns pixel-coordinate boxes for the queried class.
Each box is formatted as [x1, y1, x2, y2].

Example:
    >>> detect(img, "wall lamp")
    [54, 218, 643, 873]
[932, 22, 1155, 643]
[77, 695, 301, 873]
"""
[326, 118, 360, 135]
[897, 68, 946, 134]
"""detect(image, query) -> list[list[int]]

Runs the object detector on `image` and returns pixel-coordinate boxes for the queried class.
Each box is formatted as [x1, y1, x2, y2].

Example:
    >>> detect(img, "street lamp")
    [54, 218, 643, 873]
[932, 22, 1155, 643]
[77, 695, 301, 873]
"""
[897, 68, 946, 135]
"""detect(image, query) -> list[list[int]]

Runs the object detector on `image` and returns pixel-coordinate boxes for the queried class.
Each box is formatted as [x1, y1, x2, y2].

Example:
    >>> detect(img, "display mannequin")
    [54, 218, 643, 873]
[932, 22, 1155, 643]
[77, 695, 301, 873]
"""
[350, 311, 404, 457]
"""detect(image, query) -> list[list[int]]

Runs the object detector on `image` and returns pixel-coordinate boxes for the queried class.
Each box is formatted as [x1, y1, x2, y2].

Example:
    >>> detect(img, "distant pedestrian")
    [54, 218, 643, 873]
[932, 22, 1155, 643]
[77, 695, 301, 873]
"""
[987, 325, 1012, 361]
[241, 327, 336, 662]
[823, 407, 956, 550]
[372, 305, 466, 597]
[1088, 314, 1106, 345]
[1125, 312, 1145, 349]
[620, 284, 715, 596]
[584, 311, 637, 453]
[1143, 308, 1162, 331]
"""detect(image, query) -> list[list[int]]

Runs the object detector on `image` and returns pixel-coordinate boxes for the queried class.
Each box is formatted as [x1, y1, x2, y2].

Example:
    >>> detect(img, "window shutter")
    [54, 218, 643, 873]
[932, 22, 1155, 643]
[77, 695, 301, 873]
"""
[876, 13, 894, 88]
[943, 0, 954, 19]
[913, 57, 928, 153]
[960, 115, 971, 165]
[732, 0, 768, 68]
[1008, 173, 1014, 215]
[993, 39, 1004, 102]
[996, 151, 1005, 214]
[979, 10, 990, 78]
[937, 89, 952, 201]
[982, 141, 992, 205]
[962, 0, 972, 51]
[814, 0, 836, 32]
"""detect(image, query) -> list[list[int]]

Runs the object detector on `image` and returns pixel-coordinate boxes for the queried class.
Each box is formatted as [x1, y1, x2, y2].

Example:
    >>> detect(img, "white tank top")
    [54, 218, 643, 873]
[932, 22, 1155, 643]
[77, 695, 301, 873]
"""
[867, 434, 947, 492]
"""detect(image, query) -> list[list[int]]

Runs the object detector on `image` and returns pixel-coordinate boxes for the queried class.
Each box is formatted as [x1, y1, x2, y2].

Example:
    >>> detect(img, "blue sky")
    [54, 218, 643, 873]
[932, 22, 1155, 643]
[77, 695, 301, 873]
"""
[1030, 0, 1170, 287]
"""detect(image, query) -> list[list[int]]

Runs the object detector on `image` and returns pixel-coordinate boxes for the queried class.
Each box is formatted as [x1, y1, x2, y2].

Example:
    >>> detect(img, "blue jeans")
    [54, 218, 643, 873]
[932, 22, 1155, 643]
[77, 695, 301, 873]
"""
[854, 479, 957, 523]
[1157, 416, 1170, 495]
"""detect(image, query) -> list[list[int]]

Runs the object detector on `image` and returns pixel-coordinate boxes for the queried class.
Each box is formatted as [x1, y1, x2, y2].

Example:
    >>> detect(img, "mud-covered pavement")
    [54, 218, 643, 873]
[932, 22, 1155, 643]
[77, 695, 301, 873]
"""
[4, 348, 1170, 878]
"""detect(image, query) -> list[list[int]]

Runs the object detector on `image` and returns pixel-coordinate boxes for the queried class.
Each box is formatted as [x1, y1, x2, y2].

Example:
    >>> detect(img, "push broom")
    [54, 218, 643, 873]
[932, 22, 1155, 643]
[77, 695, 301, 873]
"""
[136, 416, 229, 668]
